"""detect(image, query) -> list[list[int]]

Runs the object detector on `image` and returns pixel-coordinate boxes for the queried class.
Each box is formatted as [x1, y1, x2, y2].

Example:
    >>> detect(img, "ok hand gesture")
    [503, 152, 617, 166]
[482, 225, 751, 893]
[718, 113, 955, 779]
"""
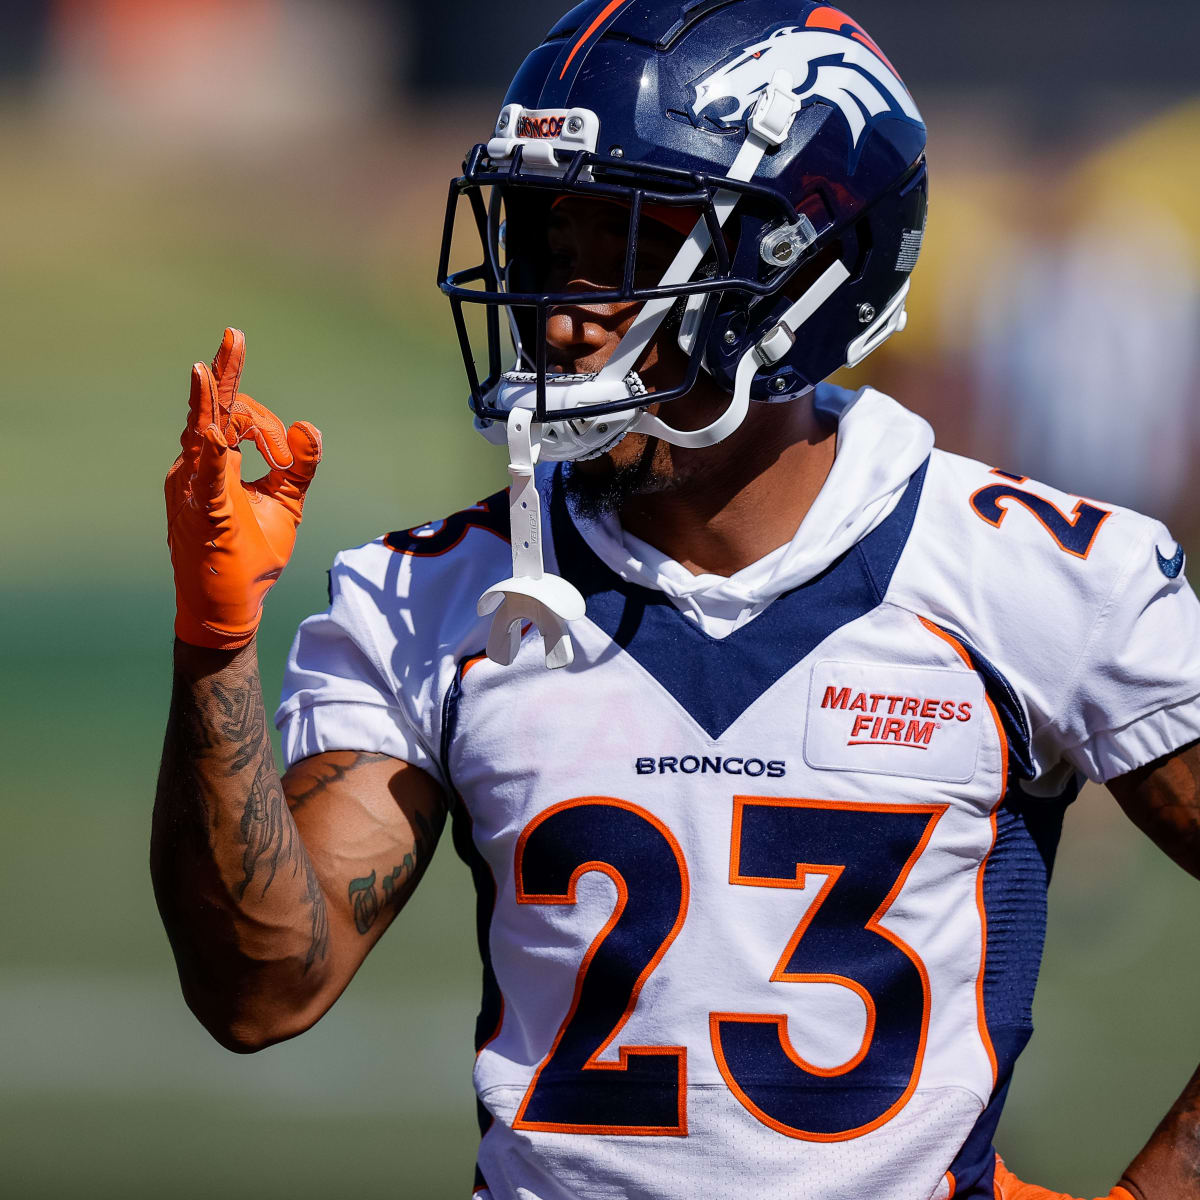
[165, 328, 322, 649]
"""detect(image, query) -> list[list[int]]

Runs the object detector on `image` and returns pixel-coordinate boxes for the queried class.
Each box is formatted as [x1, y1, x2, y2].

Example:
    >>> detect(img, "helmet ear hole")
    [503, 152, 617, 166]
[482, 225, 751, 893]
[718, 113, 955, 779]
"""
[749, 241, 843, 330]
[759, 214, 818, 270]
[843, 218, 874, 286]
[703, 241, 849, 400]
[791, 242, 845, 295]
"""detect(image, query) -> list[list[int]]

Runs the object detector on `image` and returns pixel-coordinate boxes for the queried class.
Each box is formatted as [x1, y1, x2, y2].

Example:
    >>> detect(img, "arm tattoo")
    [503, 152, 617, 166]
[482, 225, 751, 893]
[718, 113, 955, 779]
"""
[287, 751, 392, 811]
[349, 871, 379, 935]
[200, 673, 330, 971]
[348, 808, 439, 936]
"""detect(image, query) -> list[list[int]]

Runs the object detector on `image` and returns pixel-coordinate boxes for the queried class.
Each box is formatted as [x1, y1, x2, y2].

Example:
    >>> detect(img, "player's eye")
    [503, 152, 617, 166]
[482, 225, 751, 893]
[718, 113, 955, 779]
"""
[543, 249, 576, 288]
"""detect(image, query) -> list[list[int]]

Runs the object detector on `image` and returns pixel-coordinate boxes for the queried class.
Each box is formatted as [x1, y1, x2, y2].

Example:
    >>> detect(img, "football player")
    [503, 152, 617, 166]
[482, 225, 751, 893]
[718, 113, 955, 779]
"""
[153, 2, 1200, 1197]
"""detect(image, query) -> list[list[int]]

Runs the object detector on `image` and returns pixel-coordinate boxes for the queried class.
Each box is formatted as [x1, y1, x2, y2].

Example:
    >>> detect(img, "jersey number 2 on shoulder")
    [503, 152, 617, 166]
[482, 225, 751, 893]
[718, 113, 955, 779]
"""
[970, 469, 1111, 559]
[512, 795, 946, 1141]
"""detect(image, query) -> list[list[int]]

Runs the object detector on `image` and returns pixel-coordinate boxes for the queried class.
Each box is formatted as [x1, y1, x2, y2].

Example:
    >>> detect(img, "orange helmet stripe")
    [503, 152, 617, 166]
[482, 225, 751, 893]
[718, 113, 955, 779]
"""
[805, 5, 901, 79]
[560, 0, 632, 79]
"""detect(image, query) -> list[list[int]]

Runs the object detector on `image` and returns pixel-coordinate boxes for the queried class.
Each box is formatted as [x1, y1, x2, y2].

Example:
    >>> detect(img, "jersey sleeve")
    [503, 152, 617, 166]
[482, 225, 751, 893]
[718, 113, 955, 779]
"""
[891, 453, 1200, 792]
[1049, 519, 1200, 782]
[274, 549, 444, 784]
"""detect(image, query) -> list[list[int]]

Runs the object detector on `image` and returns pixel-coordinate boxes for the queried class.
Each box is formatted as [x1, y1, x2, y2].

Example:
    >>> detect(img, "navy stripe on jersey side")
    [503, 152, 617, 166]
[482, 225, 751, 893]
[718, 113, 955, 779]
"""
[450, 799, 505, 1060]
[438, 654, 469, 787]
[926, 623, 1036, 782]
[946, 779, 1075, 1195]
[983, 783, 1072, 1034]
[916, 627, 1072, 1195]
[550, 459, 929, 739]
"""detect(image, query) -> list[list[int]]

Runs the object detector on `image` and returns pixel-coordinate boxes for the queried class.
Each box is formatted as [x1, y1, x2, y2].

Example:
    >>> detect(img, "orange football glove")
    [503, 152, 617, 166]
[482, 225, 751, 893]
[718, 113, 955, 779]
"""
[994, 1157, 1136, 1200]
[165, 328, 321, 650]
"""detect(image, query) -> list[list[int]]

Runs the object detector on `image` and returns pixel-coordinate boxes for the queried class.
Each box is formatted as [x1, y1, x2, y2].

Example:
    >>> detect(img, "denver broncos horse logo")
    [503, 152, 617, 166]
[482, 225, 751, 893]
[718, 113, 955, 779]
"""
[691, 6, 922, 149]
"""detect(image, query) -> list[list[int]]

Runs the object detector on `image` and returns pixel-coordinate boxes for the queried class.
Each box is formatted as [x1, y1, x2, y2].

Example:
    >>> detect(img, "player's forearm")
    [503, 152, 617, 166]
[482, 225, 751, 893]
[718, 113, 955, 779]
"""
[1117, 1062, 1200, 1200]
[151, 639, 332, 1051]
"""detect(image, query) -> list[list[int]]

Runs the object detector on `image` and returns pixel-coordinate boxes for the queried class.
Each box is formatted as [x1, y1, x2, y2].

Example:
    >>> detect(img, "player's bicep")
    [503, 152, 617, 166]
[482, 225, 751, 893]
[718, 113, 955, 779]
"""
[283, 751, 448, 954]
[1109, 737, 1200, 881]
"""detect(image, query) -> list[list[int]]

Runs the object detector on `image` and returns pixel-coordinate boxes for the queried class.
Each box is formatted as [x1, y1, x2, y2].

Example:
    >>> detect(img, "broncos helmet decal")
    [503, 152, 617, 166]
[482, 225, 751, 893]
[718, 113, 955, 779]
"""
[692, 24, 922, 155]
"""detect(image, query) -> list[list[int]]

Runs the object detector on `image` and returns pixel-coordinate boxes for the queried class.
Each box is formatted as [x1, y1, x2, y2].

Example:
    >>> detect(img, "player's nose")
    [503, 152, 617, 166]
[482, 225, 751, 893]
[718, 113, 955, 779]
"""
[545, 302, 618, 368]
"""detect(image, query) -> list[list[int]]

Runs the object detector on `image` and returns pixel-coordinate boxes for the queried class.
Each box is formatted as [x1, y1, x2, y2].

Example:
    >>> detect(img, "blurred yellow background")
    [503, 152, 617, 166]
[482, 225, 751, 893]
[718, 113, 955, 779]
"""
[2, 2, 1199, 1197]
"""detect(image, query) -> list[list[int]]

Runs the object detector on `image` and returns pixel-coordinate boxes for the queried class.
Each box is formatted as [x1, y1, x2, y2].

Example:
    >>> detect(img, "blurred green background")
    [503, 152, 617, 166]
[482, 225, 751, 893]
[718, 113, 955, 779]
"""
[3, 3, 1200, 1197]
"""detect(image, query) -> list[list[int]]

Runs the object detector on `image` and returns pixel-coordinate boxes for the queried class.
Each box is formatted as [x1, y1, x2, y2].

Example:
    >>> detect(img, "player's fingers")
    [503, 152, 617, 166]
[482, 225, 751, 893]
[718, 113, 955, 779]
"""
[211, 327, 246, 412]
[284, 420, 322, 486]
[227, 394, 293, 469]
[195, 361, 220, 429]
[181, 362, 219, 452]
[180, 364, 203, 454]
[191, 422, 233, 510]
[183, 362, 206, 437]
[259, 420, 322, 509]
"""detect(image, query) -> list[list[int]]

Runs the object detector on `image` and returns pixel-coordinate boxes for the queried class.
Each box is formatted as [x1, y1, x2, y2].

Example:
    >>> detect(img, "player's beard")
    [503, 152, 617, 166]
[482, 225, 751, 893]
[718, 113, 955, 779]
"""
[560, 436, 670, 522]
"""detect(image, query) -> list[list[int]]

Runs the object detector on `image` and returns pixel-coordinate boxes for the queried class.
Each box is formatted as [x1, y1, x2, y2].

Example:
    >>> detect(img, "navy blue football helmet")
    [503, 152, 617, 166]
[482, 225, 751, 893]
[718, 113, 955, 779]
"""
[439, 0, 928, 461]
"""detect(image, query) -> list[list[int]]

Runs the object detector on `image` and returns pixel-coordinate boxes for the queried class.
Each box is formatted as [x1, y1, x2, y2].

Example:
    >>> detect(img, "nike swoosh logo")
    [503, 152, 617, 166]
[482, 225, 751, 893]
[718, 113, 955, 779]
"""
[1157, 543, 1186, 579]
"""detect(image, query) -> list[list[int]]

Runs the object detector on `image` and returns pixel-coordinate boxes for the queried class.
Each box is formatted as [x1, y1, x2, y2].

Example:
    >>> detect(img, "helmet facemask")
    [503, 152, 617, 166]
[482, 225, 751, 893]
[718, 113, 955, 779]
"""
[438, 96, 834, 463]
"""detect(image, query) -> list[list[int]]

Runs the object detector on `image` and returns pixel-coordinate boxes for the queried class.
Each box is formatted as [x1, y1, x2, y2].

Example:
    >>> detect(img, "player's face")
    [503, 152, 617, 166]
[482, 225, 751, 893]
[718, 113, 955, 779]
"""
[540, 196, 735, 514]
[542, 196, 686, 381]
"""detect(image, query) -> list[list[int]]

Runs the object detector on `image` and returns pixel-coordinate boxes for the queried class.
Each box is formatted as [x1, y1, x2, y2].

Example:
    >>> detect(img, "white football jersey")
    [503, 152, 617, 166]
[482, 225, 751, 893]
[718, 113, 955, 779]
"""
[277, 386, 1200, 1200]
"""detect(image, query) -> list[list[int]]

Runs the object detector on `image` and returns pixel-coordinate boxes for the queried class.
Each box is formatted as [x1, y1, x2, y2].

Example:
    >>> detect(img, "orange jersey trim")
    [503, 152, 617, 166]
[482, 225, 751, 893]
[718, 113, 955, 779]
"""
[918, 616, 1006, 1086]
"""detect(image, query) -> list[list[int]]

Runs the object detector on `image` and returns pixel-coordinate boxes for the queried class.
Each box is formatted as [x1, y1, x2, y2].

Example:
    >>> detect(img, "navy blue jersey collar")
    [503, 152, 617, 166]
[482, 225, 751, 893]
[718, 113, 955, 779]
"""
[550, 459, 929, 738]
